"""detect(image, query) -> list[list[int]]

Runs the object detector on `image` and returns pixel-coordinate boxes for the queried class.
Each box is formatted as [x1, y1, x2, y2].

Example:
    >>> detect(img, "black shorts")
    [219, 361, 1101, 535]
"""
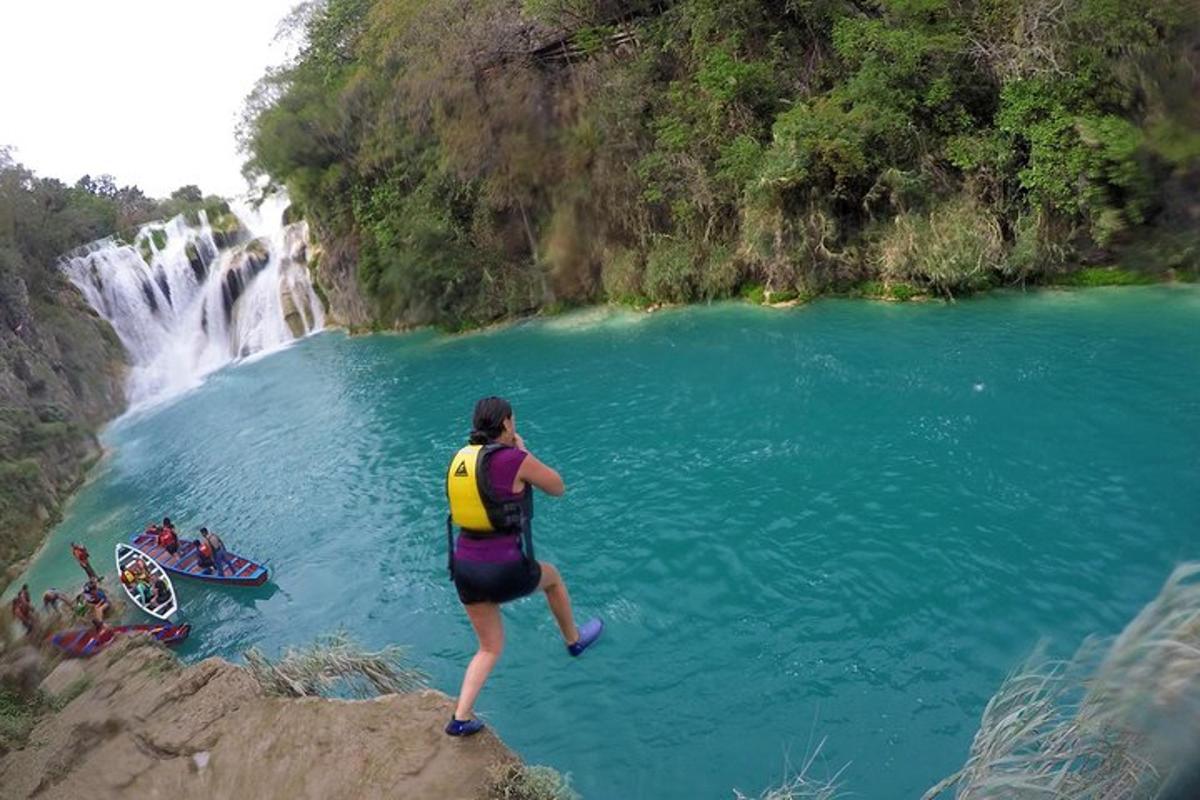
[452, 558, 542, 605]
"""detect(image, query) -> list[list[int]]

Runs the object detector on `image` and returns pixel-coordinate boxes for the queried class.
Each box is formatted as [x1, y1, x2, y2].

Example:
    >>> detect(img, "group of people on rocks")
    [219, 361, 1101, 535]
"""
[9, 573, 110, 636]
[8, 515, 234, 640]
[142, 517, 232, 576]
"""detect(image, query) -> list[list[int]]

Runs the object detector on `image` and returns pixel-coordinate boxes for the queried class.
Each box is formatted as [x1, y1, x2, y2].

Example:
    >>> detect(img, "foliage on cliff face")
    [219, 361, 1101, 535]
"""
[0, 152, 140, 586]
[0, 152, 227, 586]
[241, 0, 1199, 327]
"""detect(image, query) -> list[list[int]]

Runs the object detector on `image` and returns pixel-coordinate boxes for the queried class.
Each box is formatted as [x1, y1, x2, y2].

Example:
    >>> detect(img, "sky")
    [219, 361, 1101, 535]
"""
[0, 1, 301, 198]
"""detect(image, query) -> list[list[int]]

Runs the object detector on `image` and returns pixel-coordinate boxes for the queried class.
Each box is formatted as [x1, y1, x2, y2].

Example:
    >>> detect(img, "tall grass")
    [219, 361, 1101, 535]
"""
[242, 632, 429, 698]
[924, 563, 1200, 799]
[875, 196, 1005, 296]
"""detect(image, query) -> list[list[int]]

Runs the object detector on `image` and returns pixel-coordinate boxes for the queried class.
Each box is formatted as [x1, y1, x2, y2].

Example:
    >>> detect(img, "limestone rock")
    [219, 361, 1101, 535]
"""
[0, 637, 515, 800]
[37, 659, 86, 699]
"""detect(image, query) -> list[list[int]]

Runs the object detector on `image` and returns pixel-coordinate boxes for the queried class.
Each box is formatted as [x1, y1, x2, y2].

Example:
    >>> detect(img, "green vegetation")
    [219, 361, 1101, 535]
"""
[1050, 266, 1156, 287]
[241, 0, 1199, 328]
[48, 676, 91, 710]
[0, 150, 228, 586]
[0, 671, 85, 754]
[0, 684, 46, 753]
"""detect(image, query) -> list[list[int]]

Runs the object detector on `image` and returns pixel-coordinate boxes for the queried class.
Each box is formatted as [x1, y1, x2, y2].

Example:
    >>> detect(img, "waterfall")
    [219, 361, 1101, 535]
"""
[60, 191, 325, 408]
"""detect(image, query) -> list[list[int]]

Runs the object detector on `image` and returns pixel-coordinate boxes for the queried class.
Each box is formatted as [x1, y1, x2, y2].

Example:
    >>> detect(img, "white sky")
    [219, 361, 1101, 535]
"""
[0, 1, 301, 198]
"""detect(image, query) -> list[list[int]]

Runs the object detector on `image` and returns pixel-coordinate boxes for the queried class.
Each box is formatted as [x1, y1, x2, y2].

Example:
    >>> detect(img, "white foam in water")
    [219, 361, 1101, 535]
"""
[60, 191, 324, 410]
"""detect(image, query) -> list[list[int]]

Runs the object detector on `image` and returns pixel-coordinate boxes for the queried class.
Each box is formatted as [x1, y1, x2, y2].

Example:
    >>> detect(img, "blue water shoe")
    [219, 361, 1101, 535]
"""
[567, 617, 604, 657]
[445, 717, 485, 737]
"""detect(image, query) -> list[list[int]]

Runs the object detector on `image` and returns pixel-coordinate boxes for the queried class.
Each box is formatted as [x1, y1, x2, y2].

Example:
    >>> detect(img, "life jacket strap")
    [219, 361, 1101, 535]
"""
[520, 509, 535, 564]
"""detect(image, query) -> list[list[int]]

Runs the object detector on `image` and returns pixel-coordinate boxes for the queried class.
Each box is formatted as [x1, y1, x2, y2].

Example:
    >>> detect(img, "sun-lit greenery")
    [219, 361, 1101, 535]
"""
[241, 0, 1198, 328]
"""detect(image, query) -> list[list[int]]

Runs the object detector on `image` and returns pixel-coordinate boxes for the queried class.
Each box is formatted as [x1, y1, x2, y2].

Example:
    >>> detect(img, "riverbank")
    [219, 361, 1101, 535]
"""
[329, 264, 1199, 336]
[244, 0, 1199, 334]
[0, 636, 523, 799]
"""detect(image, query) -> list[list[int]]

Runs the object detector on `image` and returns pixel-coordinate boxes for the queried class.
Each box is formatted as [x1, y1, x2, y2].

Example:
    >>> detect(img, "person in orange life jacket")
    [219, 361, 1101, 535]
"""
[70, 542, 96, 580]
[195, 536, 216, 573]
[200, 527, 231, 575]
[443, 396, 604, 738]
[157, 517, 179, 556]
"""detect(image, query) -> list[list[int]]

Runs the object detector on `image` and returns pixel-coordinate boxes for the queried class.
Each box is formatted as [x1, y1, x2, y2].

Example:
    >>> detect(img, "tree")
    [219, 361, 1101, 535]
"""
[170, 185, 203, 202]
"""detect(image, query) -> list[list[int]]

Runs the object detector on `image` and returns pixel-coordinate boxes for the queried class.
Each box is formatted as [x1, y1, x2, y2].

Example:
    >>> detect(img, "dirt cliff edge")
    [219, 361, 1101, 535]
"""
[0, 637, 514, 800]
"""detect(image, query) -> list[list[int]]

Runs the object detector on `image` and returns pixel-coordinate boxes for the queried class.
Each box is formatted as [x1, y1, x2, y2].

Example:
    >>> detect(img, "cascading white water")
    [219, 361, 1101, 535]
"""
[60, 191, 325, 408]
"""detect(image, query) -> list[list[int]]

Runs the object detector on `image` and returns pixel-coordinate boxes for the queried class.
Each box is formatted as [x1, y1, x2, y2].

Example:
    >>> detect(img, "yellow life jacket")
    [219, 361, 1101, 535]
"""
[446, 444, 526, 533]
[445, 443, 534, 577]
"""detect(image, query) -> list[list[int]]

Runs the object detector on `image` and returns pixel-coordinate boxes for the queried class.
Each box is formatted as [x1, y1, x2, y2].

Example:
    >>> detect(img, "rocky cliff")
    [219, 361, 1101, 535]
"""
[0, 270, 126, 590]
[0, 637, 517, 799]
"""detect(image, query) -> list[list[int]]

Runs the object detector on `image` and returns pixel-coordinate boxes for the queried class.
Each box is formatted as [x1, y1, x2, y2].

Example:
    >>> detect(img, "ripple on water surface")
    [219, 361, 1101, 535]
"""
[16, 288, 1200, 800]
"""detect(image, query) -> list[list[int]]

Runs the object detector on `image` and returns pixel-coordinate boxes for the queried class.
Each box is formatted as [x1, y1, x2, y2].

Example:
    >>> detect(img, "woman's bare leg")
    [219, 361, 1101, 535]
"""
[454, 602, 504, 721]
[538, 561, 580, 645]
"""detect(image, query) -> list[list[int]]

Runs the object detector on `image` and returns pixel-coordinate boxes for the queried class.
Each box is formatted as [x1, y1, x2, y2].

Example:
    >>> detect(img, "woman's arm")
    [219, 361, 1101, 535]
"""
[516, 451, 565, 497]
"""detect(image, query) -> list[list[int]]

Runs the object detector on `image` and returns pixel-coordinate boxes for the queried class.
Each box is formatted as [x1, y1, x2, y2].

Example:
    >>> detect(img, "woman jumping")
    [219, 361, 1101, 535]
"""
[444, 396, 603, 736]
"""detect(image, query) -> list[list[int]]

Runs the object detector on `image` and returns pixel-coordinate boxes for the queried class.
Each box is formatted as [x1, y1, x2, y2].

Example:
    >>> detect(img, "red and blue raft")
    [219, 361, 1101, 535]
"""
[49, 623, 191, 658]
[129, 531, 269, 586]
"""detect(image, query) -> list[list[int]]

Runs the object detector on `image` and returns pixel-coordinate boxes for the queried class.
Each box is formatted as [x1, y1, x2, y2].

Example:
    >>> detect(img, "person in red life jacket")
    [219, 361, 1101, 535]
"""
[195, 537, 216, 573]
[442, 396, 604, 738]
[11, 584, 36, 634]
[157, 518, 179, 557]
[70, 542, 97, 580]
[200, 527, 231, 576]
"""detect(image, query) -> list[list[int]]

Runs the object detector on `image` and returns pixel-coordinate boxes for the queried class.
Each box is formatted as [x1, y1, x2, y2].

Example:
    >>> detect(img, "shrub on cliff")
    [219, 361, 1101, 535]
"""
[240, 0, 1199, 327]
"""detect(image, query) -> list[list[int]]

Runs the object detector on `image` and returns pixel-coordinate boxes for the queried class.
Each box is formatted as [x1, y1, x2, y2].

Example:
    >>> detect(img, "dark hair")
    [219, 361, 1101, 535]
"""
[469, 396, 513, 445]
[200, 526, 209, 534]
[163, 516, 172, 526]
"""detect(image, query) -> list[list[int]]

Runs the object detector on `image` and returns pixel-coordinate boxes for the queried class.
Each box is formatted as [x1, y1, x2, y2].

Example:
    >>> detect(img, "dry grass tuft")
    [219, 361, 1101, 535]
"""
[734, 737, 848, 800]
[488, 761, 580, 800]
[924, 562, 1200, 799]
[243, 631, 428, 698]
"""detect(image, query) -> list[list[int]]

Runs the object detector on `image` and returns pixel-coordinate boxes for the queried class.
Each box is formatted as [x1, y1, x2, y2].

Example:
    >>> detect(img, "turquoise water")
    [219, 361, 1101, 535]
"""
[17, 287, 1200, 798]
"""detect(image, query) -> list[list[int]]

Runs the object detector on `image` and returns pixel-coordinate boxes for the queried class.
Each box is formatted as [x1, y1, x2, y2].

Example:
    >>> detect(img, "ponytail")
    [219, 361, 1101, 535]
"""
[470, 396, 513, 444]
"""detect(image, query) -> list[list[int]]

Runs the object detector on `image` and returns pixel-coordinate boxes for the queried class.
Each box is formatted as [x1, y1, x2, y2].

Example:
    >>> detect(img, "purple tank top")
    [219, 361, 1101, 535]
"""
[454, 447, 527, 563]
